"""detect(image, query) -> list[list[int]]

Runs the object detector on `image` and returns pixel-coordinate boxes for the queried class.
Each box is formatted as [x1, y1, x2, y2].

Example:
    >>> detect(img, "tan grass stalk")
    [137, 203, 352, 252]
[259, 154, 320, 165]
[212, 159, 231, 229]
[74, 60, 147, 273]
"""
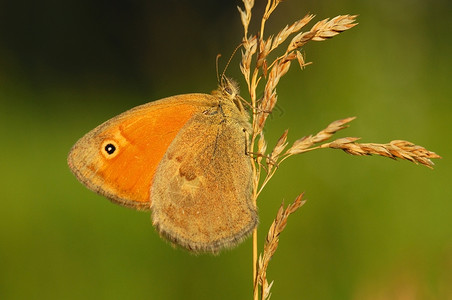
[235, 1, 440, 299]
[255, 194, 306, 300]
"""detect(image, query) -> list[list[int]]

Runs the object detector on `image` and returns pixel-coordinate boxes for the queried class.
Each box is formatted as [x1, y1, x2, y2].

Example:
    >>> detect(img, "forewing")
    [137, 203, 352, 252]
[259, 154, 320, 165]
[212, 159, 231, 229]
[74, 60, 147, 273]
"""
[67, 95, 209, 209]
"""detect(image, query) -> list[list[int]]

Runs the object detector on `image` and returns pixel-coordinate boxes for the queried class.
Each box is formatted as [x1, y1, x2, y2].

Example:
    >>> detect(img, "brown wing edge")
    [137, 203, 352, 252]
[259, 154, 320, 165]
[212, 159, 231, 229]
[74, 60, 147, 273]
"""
[153, 209, 258, 254]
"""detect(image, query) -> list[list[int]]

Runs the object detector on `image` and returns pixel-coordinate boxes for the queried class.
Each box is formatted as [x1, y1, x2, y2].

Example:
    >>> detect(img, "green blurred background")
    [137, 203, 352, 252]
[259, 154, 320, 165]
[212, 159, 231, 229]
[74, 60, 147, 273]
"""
[1, 0, 451, 299]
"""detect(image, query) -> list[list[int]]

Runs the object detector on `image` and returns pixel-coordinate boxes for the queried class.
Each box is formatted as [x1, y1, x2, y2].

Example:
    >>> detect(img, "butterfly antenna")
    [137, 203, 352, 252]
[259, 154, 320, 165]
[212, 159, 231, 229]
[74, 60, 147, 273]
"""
[220, 43, 243, 84]
[216, 54, 222, 84]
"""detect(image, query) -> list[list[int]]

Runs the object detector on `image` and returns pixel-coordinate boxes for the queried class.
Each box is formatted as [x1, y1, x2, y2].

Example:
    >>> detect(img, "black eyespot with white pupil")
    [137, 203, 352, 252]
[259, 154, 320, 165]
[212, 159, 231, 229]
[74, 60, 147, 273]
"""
[105, 143, 116, 155]
[100, 140, 119, 159]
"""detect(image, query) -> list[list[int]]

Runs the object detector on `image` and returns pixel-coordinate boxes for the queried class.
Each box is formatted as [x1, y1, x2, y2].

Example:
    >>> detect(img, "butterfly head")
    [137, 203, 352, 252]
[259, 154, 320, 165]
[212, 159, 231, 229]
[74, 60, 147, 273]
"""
[216, 76, 239, 101]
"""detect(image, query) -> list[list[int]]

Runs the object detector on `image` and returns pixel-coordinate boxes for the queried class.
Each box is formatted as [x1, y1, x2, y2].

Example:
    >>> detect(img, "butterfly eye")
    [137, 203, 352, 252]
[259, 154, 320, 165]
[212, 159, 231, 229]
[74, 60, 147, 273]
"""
[101, 140, 119, 159]
[224, 86, 233, 95]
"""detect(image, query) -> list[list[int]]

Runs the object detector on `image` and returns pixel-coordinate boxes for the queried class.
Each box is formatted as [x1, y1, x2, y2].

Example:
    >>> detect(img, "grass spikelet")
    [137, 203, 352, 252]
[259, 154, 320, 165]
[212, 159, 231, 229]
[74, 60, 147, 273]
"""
[323, 138, 442, 168]
[286, 117, 356, 155]
[272, 15, 316, 52]
[269, 129, 288, 165]
[311, 15, 358, 41]
[237, 0, 254, 39]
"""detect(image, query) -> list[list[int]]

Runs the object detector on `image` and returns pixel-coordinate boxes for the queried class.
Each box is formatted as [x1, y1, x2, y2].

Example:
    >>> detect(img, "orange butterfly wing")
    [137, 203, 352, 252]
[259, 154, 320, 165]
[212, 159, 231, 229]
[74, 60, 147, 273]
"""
[68, 94, 210, 209]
